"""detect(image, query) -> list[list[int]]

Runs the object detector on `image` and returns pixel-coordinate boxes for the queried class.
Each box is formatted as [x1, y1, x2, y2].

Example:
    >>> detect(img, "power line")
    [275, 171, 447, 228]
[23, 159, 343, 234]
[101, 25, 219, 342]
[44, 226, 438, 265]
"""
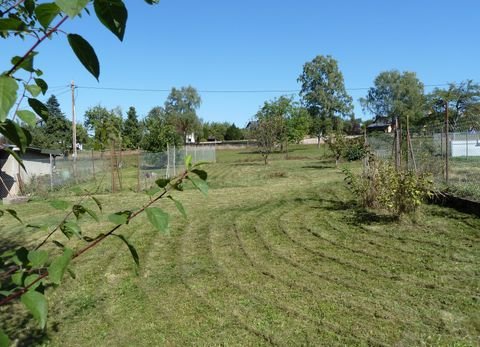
[74, 83, 453, 94]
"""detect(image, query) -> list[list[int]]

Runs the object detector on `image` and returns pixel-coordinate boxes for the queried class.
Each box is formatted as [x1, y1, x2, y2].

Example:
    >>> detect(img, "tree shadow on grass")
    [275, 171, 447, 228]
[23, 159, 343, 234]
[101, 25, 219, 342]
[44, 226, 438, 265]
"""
[302, 164, 335, 170]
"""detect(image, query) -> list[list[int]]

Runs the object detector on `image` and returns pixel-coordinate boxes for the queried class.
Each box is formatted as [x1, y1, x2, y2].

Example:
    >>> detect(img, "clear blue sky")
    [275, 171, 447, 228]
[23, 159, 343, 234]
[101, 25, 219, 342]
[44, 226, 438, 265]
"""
[5, 0, 480, 127]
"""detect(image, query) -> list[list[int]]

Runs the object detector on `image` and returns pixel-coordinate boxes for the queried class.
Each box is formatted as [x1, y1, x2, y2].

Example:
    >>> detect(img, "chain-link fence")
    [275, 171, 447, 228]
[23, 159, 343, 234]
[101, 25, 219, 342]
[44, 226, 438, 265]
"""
[0, 145, 216, 198]
[139, 144, 216, 190]
[367, 126, 480, 200]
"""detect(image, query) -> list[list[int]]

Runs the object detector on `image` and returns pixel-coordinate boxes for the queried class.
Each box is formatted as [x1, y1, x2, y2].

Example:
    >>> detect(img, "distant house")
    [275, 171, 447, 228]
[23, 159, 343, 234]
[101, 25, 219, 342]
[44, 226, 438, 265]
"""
[246, 121, 258, 131]
[367, 120, 393, 133]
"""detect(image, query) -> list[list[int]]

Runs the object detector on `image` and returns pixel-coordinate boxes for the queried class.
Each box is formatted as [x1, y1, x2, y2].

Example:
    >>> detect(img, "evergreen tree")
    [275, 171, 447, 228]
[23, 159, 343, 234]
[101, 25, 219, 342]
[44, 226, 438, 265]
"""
[122, 106, 141, 149]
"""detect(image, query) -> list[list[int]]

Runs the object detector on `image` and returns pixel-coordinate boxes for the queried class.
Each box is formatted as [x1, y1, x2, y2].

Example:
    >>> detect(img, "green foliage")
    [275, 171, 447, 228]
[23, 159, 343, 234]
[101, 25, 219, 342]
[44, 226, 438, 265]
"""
[145, 207, 169, 233]
[344, 157, 434, 216]
[343, 137, 367, 162]
[84, 105, 122, 150]
[427, 80, 480, 130]
[361, 70, 425, 126]
[112, 234, 139, 273]
[21, 290, 48, 329]
[298, 55, 353, 138]
[141, 106, 180, 151]
[48, 248, 74, 285]
[224, 123, 244, 141]
[93, 0, 128, 41]
[122, 106, 141, 149]
[164, 86, 202, 144]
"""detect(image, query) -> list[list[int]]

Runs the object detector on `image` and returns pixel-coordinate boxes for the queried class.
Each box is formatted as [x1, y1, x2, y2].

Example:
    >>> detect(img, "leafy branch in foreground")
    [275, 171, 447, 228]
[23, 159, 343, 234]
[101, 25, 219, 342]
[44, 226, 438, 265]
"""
[0, 156, 208, 343]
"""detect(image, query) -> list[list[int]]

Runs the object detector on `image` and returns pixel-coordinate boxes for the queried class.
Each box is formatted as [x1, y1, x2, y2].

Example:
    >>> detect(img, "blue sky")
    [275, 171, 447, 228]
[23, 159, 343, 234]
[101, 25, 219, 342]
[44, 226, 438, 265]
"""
[5, 0, 480, 127]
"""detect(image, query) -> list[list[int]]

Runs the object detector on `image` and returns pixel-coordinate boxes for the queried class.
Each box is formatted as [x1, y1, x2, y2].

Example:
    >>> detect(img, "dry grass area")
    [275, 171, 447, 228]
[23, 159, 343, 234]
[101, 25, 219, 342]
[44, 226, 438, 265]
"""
[1, 146, 479, 346]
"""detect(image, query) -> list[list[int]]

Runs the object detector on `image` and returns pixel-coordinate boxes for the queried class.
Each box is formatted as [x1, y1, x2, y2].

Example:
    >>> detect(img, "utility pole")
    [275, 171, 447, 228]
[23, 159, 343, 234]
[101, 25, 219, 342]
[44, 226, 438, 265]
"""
[71, 81, 78, 182]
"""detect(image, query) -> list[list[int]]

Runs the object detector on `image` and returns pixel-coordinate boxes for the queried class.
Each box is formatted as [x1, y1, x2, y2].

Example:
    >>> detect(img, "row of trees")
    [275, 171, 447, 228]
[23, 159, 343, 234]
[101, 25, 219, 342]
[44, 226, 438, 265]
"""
[252, 55, 480, 162]
[30, 86, 247, 154]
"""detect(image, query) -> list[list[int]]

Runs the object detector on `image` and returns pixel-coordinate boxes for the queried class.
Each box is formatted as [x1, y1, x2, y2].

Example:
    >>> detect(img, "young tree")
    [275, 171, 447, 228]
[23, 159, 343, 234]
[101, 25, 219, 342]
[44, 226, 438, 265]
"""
[286, 106, 311, 144]
[298, 55, 353, 146]
[122, 106, 142, 149]
[164, 86, 202, 144]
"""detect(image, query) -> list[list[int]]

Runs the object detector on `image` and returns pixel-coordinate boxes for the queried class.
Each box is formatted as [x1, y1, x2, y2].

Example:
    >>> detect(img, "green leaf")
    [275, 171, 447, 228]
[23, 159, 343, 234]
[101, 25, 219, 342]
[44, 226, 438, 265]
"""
[34, 78, 48, 95]
[113, 234, 139, 273]
[55, 0, 89, 18]
[0, 18, 26, 32]
[94, 0, 128, 41]
[184, 154, 192, 169]
[48, 248, 74, 285]
[17, 110, 37, 127]
[0, 328, 10, 347]
[0, 119, 32, 153]
[144, 0, 160, 4]
[11, 52, 37, 73]
[28, 250, 49, 268]
[91, 196, 102, 212]
[6, 209, 22, 223]
[24, 274, 41, 291]
[191, 169, 207, 181]
[67, 34, 100, 81]
[21, 290, 48, 329]
[24, 0, 36, 16]
[188, 177, 208, 196]
[12, 271, 24, 286]
[108, 211, 131, 225]
[146, 186, 161, 197]
[50, 200, 69, 210]
[35, 3, 61, 29]
[26, 84, 42, 97]
[28, 98, 50, 121]
[168, 196, 187, 219]
[0, 76, 18, 122]
[72, 204, 99, 222]
[145, 207, 169, 233]
[60, 221, 82, 239]
[155, 178, 170, 188]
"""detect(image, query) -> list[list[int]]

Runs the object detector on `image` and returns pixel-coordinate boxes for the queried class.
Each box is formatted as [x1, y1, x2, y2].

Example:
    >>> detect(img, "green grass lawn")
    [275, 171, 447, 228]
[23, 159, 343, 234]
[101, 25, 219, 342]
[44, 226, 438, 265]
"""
[1, 146, 479, 346]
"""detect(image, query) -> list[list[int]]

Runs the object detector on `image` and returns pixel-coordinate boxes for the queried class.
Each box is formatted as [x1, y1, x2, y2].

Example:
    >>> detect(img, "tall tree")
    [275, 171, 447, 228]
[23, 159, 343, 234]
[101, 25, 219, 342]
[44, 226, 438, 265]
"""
[164, 86, 202, 144]
[29, 95, 71, 151]
[141, 106, 180, 152]
[84, 105, 122, 150]
[360, 70, 425, 126]
[298, 55, 353, 146]
[122, 106, 142, 149]
[427, 80, 480, 131]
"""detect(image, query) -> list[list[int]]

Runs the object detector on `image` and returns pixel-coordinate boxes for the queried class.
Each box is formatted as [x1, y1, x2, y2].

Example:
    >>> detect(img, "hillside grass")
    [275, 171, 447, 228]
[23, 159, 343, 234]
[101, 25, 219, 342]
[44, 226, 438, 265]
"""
[1, 145, 479, 346]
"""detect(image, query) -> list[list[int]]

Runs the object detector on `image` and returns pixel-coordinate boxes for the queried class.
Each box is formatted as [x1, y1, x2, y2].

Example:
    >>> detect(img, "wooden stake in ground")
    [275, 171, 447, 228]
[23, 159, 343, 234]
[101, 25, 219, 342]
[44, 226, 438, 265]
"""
[91, 149, 96, 182]
[110, 141, 116, 193]
[137, 148, 141, 192]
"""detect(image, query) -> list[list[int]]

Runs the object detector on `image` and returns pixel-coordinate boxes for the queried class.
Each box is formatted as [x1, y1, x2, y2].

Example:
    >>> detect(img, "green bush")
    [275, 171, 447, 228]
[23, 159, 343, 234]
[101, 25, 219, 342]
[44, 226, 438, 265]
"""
[344, 156, 434, 216]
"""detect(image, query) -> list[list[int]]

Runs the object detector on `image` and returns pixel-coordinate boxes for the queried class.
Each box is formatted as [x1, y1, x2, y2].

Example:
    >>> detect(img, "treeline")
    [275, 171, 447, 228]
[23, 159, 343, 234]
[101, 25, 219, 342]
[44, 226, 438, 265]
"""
[30, 86, 247, 154]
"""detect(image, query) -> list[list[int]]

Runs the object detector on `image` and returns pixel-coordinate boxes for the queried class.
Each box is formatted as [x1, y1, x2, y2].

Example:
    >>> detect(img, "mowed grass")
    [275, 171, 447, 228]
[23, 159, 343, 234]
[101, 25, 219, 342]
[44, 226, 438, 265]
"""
[1, 145, 479, 346]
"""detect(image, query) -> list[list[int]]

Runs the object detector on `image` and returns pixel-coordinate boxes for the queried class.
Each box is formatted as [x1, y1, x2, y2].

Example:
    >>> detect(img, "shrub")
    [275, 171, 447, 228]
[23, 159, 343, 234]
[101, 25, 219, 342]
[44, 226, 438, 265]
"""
[344, 156, 434, 216]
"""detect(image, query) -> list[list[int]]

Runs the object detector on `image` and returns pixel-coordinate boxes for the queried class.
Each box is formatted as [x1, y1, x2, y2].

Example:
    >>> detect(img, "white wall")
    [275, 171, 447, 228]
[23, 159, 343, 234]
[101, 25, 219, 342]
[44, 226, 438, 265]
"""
[451, 140, 480, 157]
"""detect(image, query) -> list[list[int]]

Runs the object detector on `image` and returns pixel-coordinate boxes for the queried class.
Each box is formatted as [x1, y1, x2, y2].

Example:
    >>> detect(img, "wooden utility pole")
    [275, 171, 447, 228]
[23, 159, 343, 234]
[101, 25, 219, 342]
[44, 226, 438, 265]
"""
[71, 81, 78, 183]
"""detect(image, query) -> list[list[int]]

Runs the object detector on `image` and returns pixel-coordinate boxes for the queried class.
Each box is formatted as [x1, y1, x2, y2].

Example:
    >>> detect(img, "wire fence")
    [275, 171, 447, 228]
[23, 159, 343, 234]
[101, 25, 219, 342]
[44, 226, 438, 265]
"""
[367, 126, 480, 200]
[0, 145, 216, 198]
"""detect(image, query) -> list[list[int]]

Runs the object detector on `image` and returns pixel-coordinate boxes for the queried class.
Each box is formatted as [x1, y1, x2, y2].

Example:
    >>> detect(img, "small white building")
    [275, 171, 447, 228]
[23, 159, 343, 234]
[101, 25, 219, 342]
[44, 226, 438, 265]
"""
[0, 146, 58, 198]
